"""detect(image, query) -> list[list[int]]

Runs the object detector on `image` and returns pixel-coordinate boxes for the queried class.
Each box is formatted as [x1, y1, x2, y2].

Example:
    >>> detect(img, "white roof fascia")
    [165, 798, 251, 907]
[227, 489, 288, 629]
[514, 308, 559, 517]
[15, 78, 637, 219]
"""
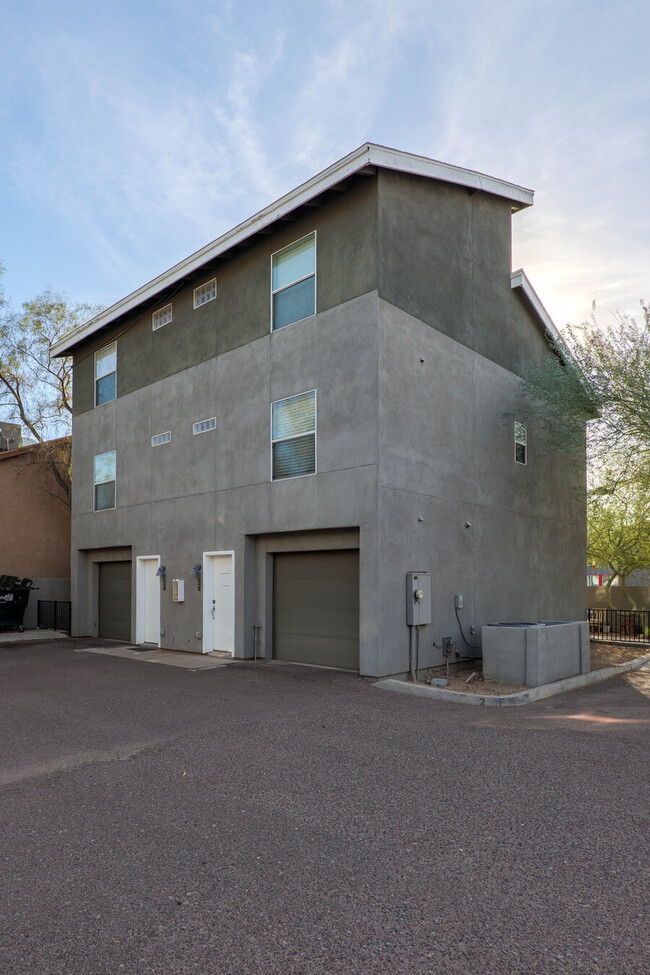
[510, 269, 564, 345]
[52, 144, 534, 356]
[511, 269, 595, 402]
[367, 145, 534, 210]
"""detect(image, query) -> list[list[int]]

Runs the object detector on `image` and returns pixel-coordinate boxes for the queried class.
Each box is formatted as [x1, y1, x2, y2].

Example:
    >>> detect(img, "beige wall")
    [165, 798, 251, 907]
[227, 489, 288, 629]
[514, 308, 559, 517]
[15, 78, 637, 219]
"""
[0, 440, 71, 579]
[588, 587, 650, 611]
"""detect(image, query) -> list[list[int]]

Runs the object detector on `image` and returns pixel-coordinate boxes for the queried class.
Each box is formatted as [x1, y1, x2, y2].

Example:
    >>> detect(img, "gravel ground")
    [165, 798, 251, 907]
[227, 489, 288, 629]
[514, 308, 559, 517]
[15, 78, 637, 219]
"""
[1, 638, 649, 975]
[589, 640, 649, 669]
[428, 641, 650, 695]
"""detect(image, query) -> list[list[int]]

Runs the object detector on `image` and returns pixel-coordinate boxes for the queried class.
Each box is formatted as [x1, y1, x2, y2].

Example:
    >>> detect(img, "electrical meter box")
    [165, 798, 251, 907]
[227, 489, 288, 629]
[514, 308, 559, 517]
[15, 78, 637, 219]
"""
[406, 571, 431, 625]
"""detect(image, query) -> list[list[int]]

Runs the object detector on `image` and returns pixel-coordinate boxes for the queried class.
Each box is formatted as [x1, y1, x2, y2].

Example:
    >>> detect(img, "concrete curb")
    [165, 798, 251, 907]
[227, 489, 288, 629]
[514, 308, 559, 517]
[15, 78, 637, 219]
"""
[372, 653, 650, 707]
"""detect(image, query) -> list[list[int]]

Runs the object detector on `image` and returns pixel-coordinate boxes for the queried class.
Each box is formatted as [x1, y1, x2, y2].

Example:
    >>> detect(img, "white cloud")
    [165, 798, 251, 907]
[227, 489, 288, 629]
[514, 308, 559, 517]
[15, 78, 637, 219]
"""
[2, 0, 648, 323]
[285, 0, 427, 171]
[421, 2, 650, 327]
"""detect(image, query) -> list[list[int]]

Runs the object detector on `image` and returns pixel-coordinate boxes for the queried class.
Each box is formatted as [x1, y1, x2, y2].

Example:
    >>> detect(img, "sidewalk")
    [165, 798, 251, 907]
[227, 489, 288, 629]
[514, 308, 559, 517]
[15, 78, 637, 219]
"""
[0, 628, 70, 645]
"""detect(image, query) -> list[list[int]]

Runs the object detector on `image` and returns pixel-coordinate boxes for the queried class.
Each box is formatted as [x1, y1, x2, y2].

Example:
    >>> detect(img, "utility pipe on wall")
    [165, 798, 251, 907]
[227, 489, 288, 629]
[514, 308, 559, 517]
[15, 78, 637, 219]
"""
[408, 624, 420, 682]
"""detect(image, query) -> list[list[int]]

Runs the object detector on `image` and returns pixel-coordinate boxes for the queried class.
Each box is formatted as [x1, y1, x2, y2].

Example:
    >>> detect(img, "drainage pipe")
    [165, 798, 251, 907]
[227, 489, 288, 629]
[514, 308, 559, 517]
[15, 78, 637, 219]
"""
[253, 623, 261, 661]
[409, 625, 417, 682]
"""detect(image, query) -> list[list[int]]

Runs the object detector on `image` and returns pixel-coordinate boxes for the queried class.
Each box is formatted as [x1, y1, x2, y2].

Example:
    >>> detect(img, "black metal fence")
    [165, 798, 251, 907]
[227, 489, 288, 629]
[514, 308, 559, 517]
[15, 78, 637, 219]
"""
[588, 608, 650, 643]
[37, 600, 71, 634]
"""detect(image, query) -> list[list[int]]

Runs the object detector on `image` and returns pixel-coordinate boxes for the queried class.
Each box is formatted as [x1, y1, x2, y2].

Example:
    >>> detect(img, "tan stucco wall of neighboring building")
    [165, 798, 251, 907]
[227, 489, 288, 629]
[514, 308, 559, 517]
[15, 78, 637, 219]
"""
[0, 439, 71, 579]
[588, 587, 650, 611]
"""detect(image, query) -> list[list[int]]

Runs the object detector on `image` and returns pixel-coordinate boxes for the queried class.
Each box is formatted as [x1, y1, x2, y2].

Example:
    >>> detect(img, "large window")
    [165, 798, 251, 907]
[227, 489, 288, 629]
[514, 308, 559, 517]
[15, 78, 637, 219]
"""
[271, 390, 316, 480]
[94, 451, 116, 511]
[94, 343, 116, 406]
[271, 233, 315, 330]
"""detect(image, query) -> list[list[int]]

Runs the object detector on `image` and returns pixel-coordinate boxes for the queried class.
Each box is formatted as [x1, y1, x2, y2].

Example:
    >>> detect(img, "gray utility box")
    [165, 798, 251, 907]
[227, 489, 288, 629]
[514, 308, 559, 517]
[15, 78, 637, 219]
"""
[482, 621, 590, 687]
[406, 572, 431, 625]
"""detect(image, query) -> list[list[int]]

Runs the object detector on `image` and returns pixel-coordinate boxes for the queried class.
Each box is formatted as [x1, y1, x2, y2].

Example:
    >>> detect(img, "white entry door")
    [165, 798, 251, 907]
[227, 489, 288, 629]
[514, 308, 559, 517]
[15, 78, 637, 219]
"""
[137, 557, 160, 645]
[211, 554, 234, 653]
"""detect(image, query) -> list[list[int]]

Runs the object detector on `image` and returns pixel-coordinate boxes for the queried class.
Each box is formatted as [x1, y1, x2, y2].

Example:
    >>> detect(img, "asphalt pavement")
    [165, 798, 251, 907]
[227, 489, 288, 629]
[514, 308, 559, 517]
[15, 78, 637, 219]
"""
[1, 638, 649, 975]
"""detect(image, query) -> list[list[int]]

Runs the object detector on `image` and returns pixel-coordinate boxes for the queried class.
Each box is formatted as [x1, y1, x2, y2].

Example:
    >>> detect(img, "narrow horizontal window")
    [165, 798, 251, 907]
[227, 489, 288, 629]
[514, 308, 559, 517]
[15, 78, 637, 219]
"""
[94, 342, 117, 406]
[271, 390, 316, 480]
[152, 303, 172, 331]
[271, 233, 315, 331]
[514, 421, 527, 465]
[151, 432, 171, 447]
[193, 417, 216, 435]
[193, 279, 217, 308]
[94, 450, 116, 511]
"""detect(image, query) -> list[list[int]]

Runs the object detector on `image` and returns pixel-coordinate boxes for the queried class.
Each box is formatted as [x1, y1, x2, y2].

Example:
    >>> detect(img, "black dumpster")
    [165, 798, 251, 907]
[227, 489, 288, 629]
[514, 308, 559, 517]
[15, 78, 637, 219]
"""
[0, 576, 35, 632]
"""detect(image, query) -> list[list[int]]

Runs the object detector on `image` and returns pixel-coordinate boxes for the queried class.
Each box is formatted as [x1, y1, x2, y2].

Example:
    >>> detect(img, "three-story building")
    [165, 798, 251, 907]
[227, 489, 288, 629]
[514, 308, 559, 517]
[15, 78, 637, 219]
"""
[53, 144, 586, 678]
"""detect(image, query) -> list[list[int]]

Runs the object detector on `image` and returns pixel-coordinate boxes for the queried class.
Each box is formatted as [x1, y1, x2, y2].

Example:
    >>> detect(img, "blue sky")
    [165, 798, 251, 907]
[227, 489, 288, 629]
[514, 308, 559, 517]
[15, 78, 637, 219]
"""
[1, 0, 648, 330]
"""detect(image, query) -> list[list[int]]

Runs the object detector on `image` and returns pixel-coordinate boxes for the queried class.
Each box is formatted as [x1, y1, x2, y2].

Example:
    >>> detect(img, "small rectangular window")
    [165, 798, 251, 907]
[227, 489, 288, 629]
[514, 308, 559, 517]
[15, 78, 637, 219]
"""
[271, 233, 316, 330]
[193, 417, 216, 435]
[514, 421, 527, 465]
[151, 432, 171, 446]
[152, 303, 172, 331]
[271, 390, 316, 480]
[193, 279, 217, 308]
[94, 450, 116, 511]
[94, 343, 117, 406]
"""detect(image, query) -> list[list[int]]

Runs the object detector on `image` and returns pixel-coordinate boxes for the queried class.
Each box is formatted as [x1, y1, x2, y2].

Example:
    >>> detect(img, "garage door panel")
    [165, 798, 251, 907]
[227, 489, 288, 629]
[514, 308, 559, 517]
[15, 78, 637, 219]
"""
[274, 550, 359, 671]
[278, 607, 359, 640]
[98, 561, 132, 641]
[276, 634, 358, 670]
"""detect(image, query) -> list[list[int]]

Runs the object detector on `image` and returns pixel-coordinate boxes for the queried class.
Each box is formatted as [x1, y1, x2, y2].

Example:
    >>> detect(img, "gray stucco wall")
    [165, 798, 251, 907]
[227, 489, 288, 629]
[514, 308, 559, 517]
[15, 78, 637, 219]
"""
[72, 176, 378, 417]
[70, 292, 382, 666]
[374, 301, 586, 677]
[377, 169, 550, 378]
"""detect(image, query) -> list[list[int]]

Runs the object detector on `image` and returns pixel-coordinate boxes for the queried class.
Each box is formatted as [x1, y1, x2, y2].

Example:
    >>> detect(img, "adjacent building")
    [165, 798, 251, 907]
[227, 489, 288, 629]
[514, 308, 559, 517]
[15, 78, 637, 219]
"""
[0, 436, 71, 628]
[52, 144, 586, 678]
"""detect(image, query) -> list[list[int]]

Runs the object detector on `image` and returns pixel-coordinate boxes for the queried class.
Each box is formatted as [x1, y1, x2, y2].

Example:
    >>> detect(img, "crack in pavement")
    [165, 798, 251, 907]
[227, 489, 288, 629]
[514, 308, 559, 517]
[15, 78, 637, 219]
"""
[0, 738, 171, 786]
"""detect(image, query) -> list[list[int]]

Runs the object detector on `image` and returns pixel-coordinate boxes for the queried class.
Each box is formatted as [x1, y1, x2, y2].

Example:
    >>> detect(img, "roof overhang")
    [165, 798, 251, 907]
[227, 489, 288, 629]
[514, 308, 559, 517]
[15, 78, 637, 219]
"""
[52, 144, 535, 357]
[510, 270, 597, 411]
[510, 269, 564, 349]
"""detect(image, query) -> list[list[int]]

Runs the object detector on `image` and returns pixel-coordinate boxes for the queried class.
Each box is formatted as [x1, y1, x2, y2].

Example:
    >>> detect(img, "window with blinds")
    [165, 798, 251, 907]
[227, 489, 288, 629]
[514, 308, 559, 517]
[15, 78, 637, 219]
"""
[271, 233, 316, 330]
[94, 343, 117, 406]
[94, 450, 116, 511]
[271, 390, 316, 479]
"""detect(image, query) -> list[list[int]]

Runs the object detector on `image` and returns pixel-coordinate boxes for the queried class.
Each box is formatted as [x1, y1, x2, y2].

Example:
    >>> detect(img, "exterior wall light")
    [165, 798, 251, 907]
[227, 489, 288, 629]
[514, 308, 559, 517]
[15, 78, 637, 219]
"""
[156, 564, 167, 590]
[190, 562, 202, 591]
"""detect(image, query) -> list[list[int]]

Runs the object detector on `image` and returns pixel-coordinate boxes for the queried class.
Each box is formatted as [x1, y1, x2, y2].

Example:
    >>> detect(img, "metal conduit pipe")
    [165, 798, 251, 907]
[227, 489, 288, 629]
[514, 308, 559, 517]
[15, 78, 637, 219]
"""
[409, 625, 418, 682]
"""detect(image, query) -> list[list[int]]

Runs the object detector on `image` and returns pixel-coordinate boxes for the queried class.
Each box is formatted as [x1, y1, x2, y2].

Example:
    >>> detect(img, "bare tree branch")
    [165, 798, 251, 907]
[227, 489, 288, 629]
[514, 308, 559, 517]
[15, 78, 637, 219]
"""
[0, 271, 103, 508]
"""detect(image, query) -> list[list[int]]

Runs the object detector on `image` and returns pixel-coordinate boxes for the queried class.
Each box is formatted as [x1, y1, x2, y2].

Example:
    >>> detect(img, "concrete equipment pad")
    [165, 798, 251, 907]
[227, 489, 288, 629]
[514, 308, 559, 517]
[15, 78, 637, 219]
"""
[74, 645, 230, 670]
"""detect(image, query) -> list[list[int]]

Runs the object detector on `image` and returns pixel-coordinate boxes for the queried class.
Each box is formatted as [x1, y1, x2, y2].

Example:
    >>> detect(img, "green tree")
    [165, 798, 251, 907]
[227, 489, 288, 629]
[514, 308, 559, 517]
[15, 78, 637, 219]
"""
[518, 300, 650, 494]
[587, 491, 650, 609]
[0, 272, 101, 505]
